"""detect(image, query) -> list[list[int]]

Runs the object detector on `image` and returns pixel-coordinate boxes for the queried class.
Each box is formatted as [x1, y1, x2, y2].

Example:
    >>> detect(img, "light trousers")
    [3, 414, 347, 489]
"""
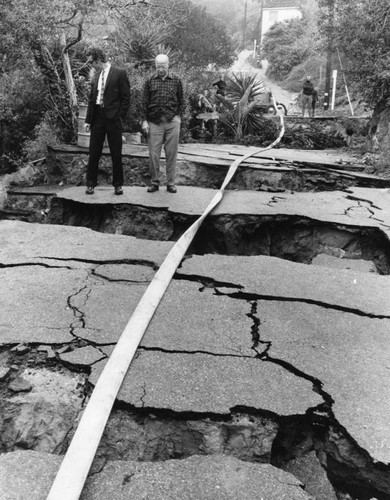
[148, 116, 181, 186]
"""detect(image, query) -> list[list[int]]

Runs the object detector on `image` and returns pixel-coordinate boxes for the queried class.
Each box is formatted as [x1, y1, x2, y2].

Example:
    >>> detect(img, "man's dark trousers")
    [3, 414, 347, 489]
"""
[87, 106, 123, 187]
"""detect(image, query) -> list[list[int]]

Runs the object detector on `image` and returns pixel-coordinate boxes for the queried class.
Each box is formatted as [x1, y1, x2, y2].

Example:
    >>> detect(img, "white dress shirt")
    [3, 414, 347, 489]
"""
[96, 63, 111, 105]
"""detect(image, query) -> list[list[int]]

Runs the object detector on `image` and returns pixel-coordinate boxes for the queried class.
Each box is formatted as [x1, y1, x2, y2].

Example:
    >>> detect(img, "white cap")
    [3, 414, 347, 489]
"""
[155, 54, 169, 65]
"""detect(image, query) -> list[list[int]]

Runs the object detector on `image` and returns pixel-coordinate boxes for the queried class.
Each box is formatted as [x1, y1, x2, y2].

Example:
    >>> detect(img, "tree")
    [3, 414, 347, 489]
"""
[188, 0, 242, 37]
[114, 0, 235, 70]
[166, 0, 236, 68]
[0, 0, 93, 140]
[262, 10, 320, 83]
[317, 0, 390, 108]
[0, 0, 150, 156]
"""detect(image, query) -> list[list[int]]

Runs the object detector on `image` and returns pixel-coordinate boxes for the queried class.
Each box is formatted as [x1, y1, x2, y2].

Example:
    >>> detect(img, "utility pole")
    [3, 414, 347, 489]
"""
[323, 48, 332, 110]
[243, 0, 248, 50]
[323, 0, 336, 111]
[258, 0, 264, 61]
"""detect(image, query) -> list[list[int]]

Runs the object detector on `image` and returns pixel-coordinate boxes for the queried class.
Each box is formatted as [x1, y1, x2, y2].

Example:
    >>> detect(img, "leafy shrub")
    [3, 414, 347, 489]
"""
[317, 0, 390, 108]
[0, 67, 47, 172]
[23, 112, 61, 161]
[262, 18, 314, 80]
[282, 54, 327, 92]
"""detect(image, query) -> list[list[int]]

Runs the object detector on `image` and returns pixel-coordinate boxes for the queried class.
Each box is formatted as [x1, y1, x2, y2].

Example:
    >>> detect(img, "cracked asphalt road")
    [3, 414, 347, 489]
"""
[1, 185, 390, 497]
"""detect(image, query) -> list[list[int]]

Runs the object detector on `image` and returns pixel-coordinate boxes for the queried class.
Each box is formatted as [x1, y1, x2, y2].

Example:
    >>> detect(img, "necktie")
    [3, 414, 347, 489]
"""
[99, 70, 105, 105]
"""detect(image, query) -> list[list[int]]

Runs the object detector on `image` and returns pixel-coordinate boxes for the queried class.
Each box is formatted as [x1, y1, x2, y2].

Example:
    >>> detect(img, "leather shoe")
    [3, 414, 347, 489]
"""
[167, 185, 177, 193]
[85, 186, 94, 195]
[114, 186, 123, 195]
[147, 184, 159, 193]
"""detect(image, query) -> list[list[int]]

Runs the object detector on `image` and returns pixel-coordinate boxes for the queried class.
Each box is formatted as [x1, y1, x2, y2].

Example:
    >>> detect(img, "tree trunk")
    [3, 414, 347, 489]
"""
[61, 31, 78, 135]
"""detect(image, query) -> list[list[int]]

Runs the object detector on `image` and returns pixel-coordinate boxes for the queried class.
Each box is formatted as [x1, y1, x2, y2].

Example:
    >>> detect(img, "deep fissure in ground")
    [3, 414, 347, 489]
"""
[3, 197, 390, 497]
[48, 199, 390, 275]
[0, 332, 389, 499]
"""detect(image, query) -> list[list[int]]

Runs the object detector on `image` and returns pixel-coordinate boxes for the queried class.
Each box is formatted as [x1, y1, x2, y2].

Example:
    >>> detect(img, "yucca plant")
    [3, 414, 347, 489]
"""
[221, 72, 268, 140]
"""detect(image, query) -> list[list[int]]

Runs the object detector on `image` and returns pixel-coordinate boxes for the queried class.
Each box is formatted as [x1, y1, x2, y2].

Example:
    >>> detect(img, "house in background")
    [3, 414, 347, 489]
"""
[261, 0, 302, 41]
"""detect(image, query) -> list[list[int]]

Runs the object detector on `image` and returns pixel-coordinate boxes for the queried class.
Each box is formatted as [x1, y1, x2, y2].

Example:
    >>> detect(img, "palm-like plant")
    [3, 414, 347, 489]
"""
[222, 72, 268, 139]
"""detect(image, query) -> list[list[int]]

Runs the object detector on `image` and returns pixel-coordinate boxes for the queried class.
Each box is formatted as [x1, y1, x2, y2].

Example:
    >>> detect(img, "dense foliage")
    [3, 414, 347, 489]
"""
[317, 0, 390, 108]
[262, 18, 312, 81]
[114, 0, 235, 69]
[187, 0, 242, 37]
[0, 0, 235, 171]
[261, 2, 321, 92]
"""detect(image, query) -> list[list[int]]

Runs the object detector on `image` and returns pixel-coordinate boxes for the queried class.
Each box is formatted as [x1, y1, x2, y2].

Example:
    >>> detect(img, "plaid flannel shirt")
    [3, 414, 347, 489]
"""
[142, 73, 184, 124]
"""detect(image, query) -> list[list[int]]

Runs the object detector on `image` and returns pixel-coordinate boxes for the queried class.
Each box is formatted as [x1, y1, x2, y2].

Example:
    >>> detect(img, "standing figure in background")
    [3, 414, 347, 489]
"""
[84, 47, 130, 196]
[141, 54, 184, 193]
[212, 76, 226, 97]
[301, 75, 314, 118]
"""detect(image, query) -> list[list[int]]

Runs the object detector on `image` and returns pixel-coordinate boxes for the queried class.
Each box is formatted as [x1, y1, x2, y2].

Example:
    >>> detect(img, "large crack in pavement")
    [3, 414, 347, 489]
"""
[195, 279, 390, 498]
[1, 249, 390, 498]
[178, 273, 390, 319]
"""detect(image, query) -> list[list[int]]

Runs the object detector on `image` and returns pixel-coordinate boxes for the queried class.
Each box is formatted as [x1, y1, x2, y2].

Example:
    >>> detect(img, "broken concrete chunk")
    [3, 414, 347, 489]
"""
[59, 346, 105, 366]
[37, 346, 56, 359]
[55, 345, 71, 355]
[284, 451, 337, 500]
[0, 451, 315, 500]
[0, 366, 11, 381]
[9, 376, 33, 393]
[11, 344, 30, 355]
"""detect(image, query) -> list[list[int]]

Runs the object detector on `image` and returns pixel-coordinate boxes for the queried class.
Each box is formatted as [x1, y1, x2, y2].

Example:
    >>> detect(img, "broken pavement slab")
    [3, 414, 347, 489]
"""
[179, 254, 390, 316]
[45, 187, 390, 253]
[49, 186, 390, 230]
[283, 450, 338, 500]
[179, 256, 390, 466]
[0, 266, 83, 344]
[46, 142, 378, 193]
[0, 451, 314, 500]
[58, 345, 106, 366]
[254, 299, 390, 464]
[90, 350, 322, 416]
[74, 280, 254, 356]
[0, 219, 174, 266]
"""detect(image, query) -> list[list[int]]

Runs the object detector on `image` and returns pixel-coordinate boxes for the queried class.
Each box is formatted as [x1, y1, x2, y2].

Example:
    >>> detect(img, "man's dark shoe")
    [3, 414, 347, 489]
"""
[85, 186, 94, 195]
[114, 186, 123, 195]
[147, 184, 159, 193]
[167, 185, 177, 193]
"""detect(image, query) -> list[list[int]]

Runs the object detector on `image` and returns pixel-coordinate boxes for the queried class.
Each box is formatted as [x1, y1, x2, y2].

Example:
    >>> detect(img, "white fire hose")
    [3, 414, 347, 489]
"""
[47, 100, 285, 500]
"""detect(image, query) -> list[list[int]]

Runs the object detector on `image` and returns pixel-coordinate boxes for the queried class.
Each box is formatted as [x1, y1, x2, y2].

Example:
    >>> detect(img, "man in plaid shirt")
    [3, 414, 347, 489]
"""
[142, 54, 184, 193]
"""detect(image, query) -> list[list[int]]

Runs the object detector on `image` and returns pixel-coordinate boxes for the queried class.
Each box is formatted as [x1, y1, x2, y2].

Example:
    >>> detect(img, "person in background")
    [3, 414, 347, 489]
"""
[301, 75, 314, 118]
[141, 54, 184, 193]
[212, 76, 226, 96]
[84, 47, 130, 196]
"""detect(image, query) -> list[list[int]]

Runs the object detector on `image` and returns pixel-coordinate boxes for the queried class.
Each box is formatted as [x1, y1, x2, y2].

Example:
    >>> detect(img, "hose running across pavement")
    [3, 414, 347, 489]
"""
[46, 102, 285, 500]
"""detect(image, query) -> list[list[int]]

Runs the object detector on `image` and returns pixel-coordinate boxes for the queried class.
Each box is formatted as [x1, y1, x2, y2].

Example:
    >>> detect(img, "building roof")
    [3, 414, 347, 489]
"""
[264, 0, 300, 8]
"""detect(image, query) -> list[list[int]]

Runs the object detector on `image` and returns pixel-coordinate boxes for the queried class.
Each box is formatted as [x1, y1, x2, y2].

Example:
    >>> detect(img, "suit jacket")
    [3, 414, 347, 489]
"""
[85, 66, 130, 125]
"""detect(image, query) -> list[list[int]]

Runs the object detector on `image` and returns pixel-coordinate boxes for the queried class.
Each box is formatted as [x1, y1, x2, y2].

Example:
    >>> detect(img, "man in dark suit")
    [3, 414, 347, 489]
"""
[84, 47, 130, 195]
